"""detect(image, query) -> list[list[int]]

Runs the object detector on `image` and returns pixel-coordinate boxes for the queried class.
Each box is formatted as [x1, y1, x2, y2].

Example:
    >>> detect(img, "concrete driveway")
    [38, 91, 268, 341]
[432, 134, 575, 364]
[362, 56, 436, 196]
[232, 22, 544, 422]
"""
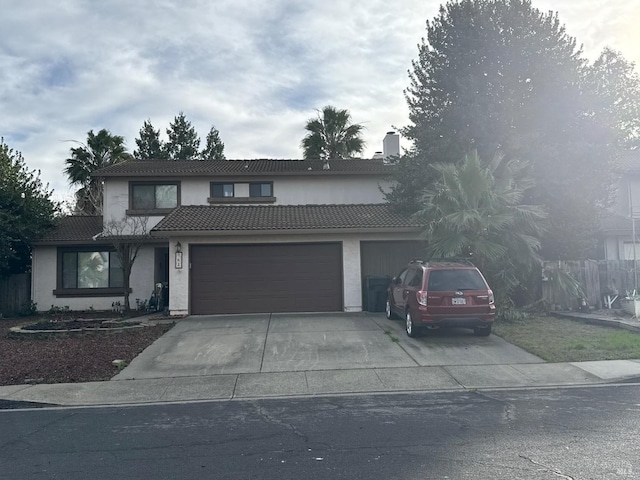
[114, 312, 543, 380]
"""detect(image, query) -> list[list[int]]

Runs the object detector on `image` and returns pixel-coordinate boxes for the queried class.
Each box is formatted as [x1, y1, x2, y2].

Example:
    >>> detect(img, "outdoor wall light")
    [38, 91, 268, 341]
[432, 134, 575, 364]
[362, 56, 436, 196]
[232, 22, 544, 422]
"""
[175, 242, 183, 269]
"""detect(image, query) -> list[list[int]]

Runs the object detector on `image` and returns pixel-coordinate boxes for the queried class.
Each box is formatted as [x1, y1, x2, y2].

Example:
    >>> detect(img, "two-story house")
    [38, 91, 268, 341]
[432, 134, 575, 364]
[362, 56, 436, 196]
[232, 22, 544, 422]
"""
[32, 135, 425, 315]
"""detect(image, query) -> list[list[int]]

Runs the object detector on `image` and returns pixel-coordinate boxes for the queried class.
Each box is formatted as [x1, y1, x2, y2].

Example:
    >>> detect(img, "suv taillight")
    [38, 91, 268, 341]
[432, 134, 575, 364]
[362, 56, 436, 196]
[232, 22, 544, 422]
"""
[488, 290, 494, 305]
[417, 290, 428, 306]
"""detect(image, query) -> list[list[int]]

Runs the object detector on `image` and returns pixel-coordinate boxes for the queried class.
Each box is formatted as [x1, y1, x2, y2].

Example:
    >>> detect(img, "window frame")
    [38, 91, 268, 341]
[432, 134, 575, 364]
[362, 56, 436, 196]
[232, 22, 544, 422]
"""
[249, 181, 273, 198]
[54, 246, 129, 297]
[128, 181, 180, 215]
[210, 182, 235, 198]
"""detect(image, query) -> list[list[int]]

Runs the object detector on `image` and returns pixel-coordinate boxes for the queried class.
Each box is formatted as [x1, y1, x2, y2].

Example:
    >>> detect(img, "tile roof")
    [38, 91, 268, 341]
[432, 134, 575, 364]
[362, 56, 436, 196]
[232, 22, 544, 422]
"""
[601, 214, 633, 233]
[614, 149, 640, 173]
[92, 158, 396, 177]
[35, 216, 103, 243]
[151, 204, 422, 234]
[34, 216, 169, 244]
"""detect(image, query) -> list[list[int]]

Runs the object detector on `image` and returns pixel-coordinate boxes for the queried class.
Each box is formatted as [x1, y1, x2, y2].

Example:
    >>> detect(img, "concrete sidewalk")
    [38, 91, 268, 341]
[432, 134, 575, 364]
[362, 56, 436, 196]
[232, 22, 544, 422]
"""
[1, 359, 640, 406]
[2, 311, 640, 407]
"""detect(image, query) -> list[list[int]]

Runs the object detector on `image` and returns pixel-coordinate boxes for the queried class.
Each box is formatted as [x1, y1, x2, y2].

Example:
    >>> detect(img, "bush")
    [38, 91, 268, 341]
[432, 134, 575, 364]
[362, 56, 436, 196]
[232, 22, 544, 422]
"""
[18, 300, 38, 317]
[496, 307, 529, 323]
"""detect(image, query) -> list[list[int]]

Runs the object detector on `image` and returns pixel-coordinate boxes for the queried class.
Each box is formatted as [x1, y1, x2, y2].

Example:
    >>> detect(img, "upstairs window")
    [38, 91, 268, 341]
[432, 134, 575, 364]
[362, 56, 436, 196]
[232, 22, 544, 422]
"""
[249, 182, 273, 197]
[211, 183, 235, 198]
[131, 183, 178, 211]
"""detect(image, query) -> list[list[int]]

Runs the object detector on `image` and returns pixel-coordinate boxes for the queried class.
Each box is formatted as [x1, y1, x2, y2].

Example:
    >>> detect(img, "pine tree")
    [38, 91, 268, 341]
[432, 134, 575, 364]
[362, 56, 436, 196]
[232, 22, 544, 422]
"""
[134, 120, 166, 160]
[389, 0, 640, 259]
[165, 112, 200, 161]
[201, 125, 226, 160]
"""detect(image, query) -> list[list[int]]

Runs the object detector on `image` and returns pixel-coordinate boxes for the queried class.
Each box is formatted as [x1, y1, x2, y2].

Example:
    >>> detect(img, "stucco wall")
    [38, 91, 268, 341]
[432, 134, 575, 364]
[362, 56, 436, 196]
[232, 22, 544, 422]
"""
[102, 179, 128, 222]
[168, 232, 420, 316]
[603, 237, 620, 260]
[272, 177, 391, 205]
[341, 239, 362, 312]
[604, 234, 640, 261]
[31, 246, 58, 311]
[103, 175, 392, 216]
[102, 179, 165, 230]
[31, 245, 157, 312]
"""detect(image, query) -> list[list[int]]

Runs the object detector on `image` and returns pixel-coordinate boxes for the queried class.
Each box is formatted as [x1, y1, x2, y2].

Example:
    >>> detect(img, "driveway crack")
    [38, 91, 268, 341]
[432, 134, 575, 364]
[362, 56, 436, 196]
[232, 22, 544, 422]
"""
[519, 454, 575, 479]
[259, 313, 272, 373]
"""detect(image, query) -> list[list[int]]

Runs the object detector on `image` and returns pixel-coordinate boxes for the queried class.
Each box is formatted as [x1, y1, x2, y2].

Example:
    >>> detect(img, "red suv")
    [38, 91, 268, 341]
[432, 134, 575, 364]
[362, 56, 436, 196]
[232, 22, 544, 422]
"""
[386, 260, 495, 337]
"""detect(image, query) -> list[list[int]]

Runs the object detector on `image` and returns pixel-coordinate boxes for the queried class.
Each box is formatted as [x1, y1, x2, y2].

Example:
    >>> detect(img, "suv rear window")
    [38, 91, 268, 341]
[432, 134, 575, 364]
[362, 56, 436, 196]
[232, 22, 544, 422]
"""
[427, 269, 486, 291]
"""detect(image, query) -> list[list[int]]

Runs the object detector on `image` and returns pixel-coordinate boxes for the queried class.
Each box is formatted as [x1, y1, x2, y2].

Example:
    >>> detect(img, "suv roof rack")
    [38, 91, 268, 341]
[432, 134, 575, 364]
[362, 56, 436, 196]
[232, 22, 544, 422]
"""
[422, 257, 476, 266]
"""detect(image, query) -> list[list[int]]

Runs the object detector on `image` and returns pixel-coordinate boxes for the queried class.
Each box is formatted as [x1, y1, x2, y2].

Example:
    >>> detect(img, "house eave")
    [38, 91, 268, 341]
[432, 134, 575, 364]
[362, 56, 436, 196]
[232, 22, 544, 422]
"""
[95, 170, 395, 179]
[150, 226, 422, 237]
[32, 237, 169, 246]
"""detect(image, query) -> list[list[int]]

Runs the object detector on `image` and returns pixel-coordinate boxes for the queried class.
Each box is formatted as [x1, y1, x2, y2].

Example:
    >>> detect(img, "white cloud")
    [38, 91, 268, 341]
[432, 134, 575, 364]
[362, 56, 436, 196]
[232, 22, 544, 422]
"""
[1, 0, 638, 197]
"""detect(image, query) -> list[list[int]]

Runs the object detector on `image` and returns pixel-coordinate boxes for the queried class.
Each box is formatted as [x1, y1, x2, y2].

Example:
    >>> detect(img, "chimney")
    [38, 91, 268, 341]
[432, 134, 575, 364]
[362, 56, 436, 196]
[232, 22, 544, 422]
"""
[383, 131, 400, 161]
[372, 151, 384, 160]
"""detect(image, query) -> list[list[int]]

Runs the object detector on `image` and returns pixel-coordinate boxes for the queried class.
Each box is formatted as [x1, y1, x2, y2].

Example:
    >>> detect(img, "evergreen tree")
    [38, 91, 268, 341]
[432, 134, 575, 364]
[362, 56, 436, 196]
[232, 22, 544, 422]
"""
[201, 125, 226, 160]
[165, 112, 200, 161]
[389, 0, 640, 259]
[0, 139, 59, 276]
[134, 119, 166, 160]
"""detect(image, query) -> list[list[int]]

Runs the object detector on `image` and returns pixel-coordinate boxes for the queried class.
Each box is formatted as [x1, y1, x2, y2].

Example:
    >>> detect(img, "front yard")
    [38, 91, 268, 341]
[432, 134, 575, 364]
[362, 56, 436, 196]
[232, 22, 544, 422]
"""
[493, 314, 640, 362]
[3, 312, 640, 387]
[0, 316, 173, 386]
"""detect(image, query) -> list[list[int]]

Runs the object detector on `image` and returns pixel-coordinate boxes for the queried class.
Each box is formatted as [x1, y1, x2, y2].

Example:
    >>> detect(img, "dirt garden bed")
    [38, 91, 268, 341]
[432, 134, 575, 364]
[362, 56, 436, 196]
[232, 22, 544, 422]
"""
[0, 312, 174, 386]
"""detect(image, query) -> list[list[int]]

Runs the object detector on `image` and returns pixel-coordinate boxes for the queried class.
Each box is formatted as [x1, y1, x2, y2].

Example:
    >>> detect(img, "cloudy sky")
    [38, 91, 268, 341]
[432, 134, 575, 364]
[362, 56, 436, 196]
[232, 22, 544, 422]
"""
[2, 0, 639, 201]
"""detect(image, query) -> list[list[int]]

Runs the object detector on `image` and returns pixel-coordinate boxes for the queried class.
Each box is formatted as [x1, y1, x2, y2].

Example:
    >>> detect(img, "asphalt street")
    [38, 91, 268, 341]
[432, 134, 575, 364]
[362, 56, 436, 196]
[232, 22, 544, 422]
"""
[1, 384, 639, 479]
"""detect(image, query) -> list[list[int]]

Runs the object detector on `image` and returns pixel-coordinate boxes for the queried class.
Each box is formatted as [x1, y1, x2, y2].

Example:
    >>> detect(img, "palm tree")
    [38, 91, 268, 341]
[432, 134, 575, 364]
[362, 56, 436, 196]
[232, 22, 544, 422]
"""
[301, 106, 365, 159]
[414, 150, 547, 306]
[64, 129, 132, 215]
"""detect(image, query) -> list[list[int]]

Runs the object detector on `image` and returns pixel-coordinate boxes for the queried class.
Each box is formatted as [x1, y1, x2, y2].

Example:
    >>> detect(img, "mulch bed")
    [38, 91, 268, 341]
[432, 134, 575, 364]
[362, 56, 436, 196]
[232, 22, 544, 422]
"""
[0, 316, 174, 386]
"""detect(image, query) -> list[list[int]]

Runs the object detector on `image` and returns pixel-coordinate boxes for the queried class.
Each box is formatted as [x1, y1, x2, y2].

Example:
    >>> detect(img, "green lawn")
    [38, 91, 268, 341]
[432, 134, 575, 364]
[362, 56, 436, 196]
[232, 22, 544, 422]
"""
[493, 315, 640, 362]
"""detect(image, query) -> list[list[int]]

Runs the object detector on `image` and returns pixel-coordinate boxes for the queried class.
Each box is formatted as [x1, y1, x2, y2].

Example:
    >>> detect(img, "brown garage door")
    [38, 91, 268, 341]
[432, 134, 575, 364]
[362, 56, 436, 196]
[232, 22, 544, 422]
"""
[360, 240, 426, 279]
[190, 243, 343, 314]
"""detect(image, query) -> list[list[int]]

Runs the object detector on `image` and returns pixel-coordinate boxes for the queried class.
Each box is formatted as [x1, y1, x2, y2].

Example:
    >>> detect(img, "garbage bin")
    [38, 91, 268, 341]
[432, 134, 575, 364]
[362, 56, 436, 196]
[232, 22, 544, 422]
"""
[363, 275, 392, 312]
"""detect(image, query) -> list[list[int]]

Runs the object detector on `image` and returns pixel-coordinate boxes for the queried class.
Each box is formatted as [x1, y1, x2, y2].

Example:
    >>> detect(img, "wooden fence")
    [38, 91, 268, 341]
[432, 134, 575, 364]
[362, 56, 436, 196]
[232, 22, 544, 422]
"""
[0, 273, 31, 317]
[542, 260, 640, 309]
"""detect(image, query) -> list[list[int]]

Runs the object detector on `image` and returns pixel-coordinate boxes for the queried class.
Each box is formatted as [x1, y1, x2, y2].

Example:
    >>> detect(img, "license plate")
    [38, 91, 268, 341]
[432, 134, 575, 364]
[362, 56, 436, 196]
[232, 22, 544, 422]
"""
[452, 297, 466, 305]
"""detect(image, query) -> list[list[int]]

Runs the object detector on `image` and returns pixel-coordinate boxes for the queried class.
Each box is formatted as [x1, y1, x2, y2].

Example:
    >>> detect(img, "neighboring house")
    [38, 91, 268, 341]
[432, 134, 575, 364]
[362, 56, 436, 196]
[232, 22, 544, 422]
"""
[32, 135, 426, 315]
[601, 152, 640, 260]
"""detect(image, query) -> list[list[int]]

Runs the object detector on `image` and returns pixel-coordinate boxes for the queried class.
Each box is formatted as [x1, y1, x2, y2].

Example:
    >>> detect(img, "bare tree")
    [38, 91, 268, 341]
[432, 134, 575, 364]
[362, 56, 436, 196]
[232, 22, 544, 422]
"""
[100, 216, 150, 312]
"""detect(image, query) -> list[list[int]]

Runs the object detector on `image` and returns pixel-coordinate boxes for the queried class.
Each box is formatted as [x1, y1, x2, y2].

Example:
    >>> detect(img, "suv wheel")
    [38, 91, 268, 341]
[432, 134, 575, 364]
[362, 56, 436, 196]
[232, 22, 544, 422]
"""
[473, 324, 492, 337]
[385, 297, 398, 320]
[405, 311, 419, 338]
